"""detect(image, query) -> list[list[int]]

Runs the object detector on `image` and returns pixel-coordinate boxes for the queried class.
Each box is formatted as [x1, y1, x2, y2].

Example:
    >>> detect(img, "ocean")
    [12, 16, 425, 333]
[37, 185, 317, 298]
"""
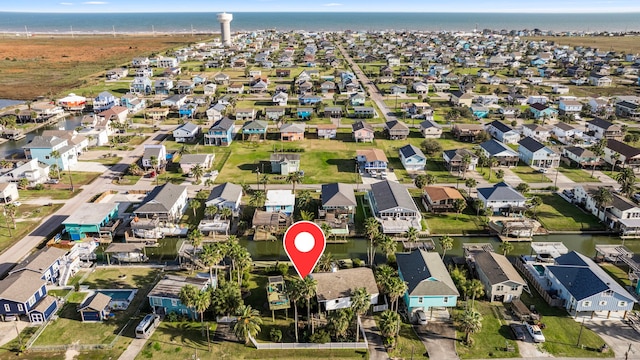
[0, 12, 639, 34]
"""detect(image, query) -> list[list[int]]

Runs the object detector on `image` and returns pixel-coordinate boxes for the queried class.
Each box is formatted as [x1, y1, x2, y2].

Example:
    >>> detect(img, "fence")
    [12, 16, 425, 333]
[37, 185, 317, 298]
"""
[248, 316, 368, 350]
[514, 259, 563, 308]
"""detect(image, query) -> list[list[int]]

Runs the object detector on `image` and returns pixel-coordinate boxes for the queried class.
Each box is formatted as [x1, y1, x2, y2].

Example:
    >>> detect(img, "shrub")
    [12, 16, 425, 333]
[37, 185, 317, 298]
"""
[270, 328, 283, 342]
[34, 183, 44, 190]
[309, 330, 331, 344]
[167, 312, 179, 322]
[352, 258, 363, 268]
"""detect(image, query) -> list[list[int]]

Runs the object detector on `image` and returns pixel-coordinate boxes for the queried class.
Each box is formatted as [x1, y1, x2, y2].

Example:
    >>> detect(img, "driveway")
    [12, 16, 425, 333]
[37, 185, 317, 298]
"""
[0, 319, 29, 348]
[361, 315, 388, 360]
[413, 321, 459, 359]
[585, 318, 638, 358]
[500, 168, 523, 186]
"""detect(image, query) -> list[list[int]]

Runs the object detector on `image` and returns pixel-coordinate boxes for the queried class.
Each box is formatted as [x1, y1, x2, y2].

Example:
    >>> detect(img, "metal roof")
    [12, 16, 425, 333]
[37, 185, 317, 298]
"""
[370, 180, 418, 213]
[396, 250, 459, 297]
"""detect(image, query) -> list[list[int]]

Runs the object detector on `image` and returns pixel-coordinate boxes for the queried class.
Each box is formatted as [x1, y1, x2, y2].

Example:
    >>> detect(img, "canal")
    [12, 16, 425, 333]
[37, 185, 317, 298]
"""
[0, 116, 82, 158]
[119, 234, 639, 263]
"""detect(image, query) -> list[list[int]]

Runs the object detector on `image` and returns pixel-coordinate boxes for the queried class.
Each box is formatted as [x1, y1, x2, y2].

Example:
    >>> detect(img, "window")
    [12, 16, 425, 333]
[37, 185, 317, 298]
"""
[582, 301, 592, 307]
[151, 297, 162, 307]
[171, 299, 178, 307]
[603, 290, 614, 297]
[443, 297, 449, 304]
[418, 297, 423, 303]
[17, 304, 23, 312]
[599, 301, 607, 306]
[497, 285, 504, 291]
[4, 304, 9, 312]
[619, 301, 627, 307]
[511, 285, 519, 291]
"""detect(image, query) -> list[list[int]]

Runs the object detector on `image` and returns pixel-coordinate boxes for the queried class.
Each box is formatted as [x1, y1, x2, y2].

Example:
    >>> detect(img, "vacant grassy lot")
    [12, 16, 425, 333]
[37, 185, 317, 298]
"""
[535, 194, 604, 231]
[520, 292, 612, 358]
[455, 302, 520, 359]
[424, 211, 488, 235]
[511, 164, 552, 183]
[558, 164, 600, 183]
[0, 35, 208, 99]
[525, 36, 640, 56]
[0, 203, 62, 253]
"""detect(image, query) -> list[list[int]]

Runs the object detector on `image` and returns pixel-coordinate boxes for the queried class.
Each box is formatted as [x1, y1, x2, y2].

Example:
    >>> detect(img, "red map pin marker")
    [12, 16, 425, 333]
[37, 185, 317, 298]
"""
[283, 221, 326, 279]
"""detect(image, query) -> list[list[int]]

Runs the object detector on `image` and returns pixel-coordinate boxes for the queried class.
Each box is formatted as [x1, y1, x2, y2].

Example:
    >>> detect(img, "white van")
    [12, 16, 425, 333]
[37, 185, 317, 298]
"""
[135, 314, 160, 339]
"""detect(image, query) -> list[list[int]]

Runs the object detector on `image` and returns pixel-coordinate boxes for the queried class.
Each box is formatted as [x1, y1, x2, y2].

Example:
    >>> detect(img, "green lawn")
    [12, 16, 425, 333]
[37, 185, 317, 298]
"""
[520, 292, 613, 358]
[557, 164, 600, 183]
[20, 172, 101, 200]
[34, 268, 159, 349]
[511, 164, 552, 183]
[535, 194, 604, 231]
[424, 211, 487, 235]
[477, 167, 501, 183]
[82, 156, 123, 166]
[455, 302, 520, 359]
[0, 204, 62, 253]
[386, 322, 426, 359]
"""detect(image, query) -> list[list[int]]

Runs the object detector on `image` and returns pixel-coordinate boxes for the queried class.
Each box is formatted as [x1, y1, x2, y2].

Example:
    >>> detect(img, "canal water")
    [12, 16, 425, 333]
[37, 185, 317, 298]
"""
[129, 234, 636, 263]
[0, 117, 82, 158]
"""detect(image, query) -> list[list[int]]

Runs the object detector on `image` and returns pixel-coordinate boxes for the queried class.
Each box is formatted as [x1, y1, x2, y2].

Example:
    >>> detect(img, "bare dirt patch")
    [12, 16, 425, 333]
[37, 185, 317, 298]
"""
[0, 35, 209, 100]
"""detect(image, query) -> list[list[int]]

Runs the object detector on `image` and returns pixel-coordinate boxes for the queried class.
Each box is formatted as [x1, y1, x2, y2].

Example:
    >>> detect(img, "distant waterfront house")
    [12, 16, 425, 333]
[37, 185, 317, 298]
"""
[62, 203, 120, 241]
[421, 186, 464, 213]
[205, 182, 243, 213]
[477, 182, 526, 215]
[367, 180, 421, 234]
[270, 153, 300, 176]
[23, 135, 77, 170]
[134, 183, 188, 223]
[518, 137, 560, 168]
[93, 91, 119, 112]
[320, 183, 357, 223]
[352, 120, 375, 142]
[474, 251, 526, 303]
[205, 117, 235, 146]
[396, 250, 459, 317]
[148, 275, 210, 318]
[172, 122, 201, 143]
[57, 93, 87, 111]
[398, 144, 426, 171]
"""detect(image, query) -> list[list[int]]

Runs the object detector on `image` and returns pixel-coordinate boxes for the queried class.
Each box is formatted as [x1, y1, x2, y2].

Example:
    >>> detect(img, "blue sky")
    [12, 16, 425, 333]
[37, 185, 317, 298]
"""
[4, 0, 640, 13]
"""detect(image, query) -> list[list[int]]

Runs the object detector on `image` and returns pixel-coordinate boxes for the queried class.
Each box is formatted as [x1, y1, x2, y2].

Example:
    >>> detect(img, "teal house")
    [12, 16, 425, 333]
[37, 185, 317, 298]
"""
[62, 203, 120, 240]
[241, 120, 269, 141]
[396, 249, 459, 319]
[147, 275, 211, 319]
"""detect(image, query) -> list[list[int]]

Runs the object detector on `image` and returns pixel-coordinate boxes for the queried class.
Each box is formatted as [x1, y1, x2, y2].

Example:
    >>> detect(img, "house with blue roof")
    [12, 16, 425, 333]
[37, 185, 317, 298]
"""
[543, 251, 636, 317]
[479, 139, 519, 167]
[518, 136, 560, 168]
[485, 120, 520, 144]
[477, 182, 526, 215]
[298, 96, 322, 105]
[205, 117, 235, 146]
[396, 249, 459, 320]
[398, 144, 426, 171]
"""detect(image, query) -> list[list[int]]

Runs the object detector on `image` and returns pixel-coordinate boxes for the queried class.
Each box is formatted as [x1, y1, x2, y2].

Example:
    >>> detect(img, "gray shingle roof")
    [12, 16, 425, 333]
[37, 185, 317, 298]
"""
[10, 246, 67, 276]
[179, 154, 211, 165]
[177, 122, 199, 133]
[207, 182, 242, 204]
[0, 271, 46, 303]
[79, 292, 111, 312]
[312, 267, 379, 302]
[23, 136, 66, 149]
[477, 182, 526, 202]
[270, 153, 300, 162]
[352, 120, 374, 132]
[280, 123, 305, 133]
[321, 183, 356, 207]
[396, 250, 459, 297]
[242, 120, 268, 131]
[135, 183, 187, 215]
[370, 180, 418, 213]
[147, 275, 209, 299]
[474, 252, 525, 286]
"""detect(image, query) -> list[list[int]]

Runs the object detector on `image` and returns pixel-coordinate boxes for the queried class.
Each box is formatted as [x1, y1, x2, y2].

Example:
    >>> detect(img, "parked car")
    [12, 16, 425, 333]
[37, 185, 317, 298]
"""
[45, 179, 59, 184]
[11, 201, 21, 207]
[510, 323, 526, 341]
[633, 193, 640, 203]
[415, 309, 428, 325]
[536, 168, 548, 173]
[525, 323, 545, 343]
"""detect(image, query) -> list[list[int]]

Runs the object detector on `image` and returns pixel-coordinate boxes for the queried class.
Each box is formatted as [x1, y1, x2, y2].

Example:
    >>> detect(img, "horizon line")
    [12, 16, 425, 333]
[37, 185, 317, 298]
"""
[2, 10, 640, 14]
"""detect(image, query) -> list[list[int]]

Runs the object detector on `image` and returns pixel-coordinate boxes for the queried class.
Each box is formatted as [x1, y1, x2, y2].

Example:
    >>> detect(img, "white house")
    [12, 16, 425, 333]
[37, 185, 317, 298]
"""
[420, 120, 442, 138]
[559, 99, 583, 114]
[0, 183, 19, 204]
[552, 122, 583, 145]
[172, 122, 201, 143]
[142, 144, 167, 169]
[486, 120, 520, 144]
[521, 124, 551, 142]
[398, 144, 426, 171]
[205, 182, 243, 213]
[265, 190, 295, 216]
[477, 182, 527, 215]
[312, 267, 379, 311]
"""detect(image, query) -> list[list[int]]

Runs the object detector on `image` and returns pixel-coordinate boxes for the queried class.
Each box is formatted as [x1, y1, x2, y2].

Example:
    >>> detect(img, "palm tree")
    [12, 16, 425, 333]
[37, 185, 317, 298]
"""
[3, 204, 17, 236]
[460, 308, 483, 344]
[204, 206, 218, 219]
[376, 234, 397, 261]
[317, 252, 335, 272]
[286, 171, 303, 193]
[615, 167, 637, 199]
[592, 186, 614, 220]
[327, 309, 351, 340]
[610, 152, 620, 175]
[467, 279, 485, 307]
[189, 198, 200, 218]
[299, 210, 314, 221]
[350, 287, 371, 343]
[453, 198, 467, 220]
[375, 264, 396, 295]
[249, 190, 266, 208]
[425, 174, 436, 186]
[128, 163, 142, 176]
[220, 207, 233, 220]
[364, 217, 380, 266]
[287, 279, 303, 342]
[460, 153, 472, 179]
[529, 196, 542, 218]
[296, 190, 313, 211]
[386, 277, 408, 313]
[50, 150, 62, 180]
[405, 227, 418, 242]
[516, 183, 530, 194]
[233, 305, 263, 345]
[299, 276, 318, 333]
[201, 243, 225, 284]
[439, 235, 454, 259]
[0, 160, 11, 169]
[188, 228, 204, 249]
[178, 284, 202, 321]
[320, 222, 332, 241]
[379, 309, 401, 341]
[191, 163, 205, 184]
[488, 158, 499, 181]
[499, 242, 514, 256]
[465, 178, 477, 196]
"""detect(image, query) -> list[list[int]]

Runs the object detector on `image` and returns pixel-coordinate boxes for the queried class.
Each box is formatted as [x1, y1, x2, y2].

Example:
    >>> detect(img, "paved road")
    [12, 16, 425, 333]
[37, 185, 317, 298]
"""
[0, 126, 174, 277]
[361, 315, 389, 360]
[336, 44, 397, 123]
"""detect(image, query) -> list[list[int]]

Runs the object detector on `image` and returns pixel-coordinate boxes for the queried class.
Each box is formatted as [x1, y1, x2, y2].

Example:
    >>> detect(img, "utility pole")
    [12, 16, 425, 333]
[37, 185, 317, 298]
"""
[577, 318, 585, 346]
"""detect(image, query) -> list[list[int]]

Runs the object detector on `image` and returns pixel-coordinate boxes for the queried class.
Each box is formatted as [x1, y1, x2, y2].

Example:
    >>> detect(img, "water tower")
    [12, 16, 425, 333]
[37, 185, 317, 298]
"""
[217, 12, 233, 46]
